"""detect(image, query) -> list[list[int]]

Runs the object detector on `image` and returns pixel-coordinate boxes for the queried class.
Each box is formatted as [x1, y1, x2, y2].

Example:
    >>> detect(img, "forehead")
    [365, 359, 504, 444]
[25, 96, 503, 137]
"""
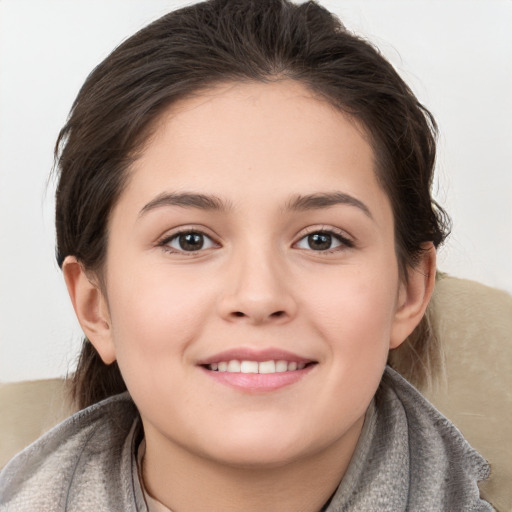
[117, 80, 390, 224]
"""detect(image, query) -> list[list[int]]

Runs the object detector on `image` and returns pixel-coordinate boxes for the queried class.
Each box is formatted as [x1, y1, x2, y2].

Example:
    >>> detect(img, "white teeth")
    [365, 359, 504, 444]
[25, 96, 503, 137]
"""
[275, 360, 288, 373]
[240, 360, 259, 373]
[258, 360, 276, 374]
[208, 359, 309, 373]
[227, 360, 241, 372]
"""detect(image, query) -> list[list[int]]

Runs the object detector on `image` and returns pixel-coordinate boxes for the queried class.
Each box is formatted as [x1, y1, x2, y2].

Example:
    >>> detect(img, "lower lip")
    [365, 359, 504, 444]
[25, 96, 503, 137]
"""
[200, 365, 315, 392]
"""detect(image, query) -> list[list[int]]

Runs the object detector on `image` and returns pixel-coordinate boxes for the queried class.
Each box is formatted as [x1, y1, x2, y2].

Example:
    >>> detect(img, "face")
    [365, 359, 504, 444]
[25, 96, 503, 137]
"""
[90, 81, 415, 468]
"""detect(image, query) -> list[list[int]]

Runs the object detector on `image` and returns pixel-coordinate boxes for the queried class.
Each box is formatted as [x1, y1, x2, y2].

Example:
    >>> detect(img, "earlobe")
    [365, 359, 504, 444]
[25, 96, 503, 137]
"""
[390, 243, 436, 349]
[62, 256, 116, 365]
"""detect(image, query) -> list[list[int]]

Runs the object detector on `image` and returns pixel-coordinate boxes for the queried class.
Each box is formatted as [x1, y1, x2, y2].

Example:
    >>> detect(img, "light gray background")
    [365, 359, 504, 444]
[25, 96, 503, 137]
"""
[1, 0, 511, 382]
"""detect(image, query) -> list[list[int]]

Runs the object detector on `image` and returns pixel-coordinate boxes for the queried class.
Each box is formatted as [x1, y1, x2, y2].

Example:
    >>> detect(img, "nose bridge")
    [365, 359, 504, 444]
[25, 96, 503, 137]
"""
[218, 238, 296, 323]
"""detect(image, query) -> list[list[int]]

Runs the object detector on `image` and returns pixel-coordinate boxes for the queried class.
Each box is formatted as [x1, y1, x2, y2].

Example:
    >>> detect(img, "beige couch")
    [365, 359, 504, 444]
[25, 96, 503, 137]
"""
[1, 275, 511, 510]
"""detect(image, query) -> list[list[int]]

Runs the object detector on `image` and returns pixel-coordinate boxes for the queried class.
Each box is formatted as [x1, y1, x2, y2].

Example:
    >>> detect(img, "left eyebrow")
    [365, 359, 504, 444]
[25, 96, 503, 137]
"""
[285, 192, 373, 219]
[139, 192, 231, 217]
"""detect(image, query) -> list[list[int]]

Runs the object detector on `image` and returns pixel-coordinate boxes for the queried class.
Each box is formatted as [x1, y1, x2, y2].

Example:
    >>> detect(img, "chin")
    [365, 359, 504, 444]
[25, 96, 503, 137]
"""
[205, 443, 308, 470]
[195, 426, 329, 470]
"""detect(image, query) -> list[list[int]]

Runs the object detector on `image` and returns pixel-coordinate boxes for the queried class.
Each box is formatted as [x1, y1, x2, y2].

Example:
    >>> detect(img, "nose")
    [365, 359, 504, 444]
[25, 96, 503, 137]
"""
[217, 246, 297, 325]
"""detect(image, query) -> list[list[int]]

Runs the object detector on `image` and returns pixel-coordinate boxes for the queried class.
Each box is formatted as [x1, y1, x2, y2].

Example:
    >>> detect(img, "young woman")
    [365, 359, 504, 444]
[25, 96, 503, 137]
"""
[0, 0, 493, 510]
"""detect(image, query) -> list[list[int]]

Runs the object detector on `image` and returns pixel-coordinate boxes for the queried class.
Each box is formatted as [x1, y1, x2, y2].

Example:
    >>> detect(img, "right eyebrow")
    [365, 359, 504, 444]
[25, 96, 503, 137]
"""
[286, 192, 373, 219]
[138, 192, 231, 217]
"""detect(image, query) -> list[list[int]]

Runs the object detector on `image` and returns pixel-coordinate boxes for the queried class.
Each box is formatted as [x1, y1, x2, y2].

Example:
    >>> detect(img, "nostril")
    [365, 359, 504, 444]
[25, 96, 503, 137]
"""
[231, 310, 285, 319]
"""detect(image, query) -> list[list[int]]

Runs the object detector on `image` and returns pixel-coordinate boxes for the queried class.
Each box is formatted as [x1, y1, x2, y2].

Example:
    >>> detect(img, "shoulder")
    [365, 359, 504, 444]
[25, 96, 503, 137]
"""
[379, 367, 493, 511]
[0, 393, 144, 512]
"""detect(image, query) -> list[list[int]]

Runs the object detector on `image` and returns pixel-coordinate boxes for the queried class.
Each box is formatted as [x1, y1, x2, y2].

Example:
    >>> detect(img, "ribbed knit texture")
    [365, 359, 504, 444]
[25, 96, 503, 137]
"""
[0, 367, 493, 511]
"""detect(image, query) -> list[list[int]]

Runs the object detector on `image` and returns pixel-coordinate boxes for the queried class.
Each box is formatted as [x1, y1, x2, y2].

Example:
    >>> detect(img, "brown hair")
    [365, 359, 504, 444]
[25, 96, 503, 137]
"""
[55, 0, 450, 409]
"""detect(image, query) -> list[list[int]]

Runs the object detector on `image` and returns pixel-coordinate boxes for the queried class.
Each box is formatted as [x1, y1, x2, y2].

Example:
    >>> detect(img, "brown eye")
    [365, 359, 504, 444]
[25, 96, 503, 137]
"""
[295, 230, 352, 252]
[179, 233, 204, 251]
[307, 233, 332, 251]
[165, 231, 216, 252]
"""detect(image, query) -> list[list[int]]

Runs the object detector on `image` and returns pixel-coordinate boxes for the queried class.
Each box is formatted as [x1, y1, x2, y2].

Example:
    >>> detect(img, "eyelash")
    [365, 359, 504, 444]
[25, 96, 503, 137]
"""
[294, 227, 354, 253]
[157, 228, 219, 255]
[156, 226, 354, 255]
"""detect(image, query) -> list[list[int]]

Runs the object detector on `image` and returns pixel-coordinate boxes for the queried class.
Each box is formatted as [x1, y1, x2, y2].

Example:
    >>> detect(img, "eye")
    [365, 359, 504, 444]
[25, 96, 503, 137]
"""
[163, 231, 217, 252]
[295, 231, 352, 251]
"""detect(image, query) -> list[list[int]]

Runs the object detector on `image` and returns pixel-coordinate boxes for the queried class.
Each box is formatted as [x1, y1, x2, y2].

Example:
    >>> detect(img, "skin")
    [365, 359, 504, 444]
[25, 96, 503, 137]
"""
[64, 80, 435, 512]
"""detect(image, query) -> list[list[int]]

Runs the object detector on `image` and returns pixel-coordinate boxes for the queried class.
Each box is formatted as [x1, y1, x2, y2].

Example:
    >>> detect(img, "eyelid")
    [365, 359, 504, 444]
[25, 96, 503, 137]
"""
[156, 225, 221, 253]
[293, 226, 355, 250]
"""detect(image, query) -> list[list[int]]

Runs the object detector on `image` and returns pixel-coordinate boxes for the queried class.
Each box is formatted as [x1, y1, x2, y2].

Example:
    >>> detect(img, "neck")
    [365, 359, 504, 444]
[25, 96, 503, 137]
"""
[141, 416, 364, 512]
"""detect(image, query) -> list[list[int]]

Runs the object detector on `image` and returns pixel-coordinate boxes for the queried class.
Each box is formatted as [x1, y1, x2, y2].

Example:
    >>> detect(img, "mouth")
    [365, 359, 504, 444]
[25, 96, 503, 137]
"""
[203, 359, 313, 373]
[198, 349, 317, 392]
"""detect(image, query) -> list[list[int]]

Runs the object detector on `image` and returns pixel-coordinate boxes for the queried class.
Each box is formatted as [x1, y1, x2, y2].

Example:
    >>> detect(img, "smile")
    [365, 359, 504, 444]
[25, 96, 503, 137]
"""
[207, 360, 308, 373]
[198, 349, 317, 392]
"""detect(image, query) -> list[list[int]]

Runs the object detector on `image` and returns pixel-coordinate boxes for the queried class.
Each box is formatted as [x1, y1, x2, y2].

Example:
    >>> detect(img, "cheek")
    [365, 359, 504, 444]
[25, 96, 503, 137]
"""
[106, 264, 215, 368]
[312, 270, 399, 406]
[302, 262, 399, 360]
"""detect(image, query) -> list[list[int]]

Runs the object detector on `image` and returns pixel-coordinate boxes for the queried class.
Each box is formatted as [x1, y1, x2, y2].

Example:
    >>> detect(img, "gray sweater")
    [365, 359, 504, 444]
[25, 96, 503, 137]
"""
[0, 367, 493, 511]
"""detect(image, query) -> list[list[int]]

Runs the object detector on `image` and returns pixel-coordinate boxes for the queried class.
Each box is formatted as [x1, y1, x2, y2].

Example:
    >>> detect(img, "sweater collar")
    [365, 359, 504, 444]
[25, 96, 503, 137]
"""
[325, 367, 491, 511]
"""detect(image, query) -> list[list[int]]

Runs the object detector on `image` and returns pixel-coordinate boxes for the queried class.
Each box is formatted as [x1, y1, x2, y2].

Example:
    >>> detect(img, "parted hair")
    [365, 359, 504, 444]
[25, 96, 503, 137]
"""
[54, 0, 450, 410]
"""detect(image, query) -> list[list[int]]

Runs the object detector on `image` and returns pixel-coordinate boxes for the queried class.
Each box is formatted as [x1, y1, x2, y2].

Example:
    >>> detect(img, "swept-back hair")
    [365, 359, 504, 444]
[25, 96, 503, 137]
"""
[54, 0, 450, 409]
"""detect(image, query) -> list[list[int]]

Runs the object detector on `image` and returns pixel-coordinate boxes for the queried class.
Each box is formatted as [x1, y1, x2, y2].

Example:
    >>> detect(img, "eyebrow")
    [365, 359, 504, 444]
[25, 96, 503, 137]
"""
[286, 192, 373, 219]
[139, 190, 372, 219]
[139, 192, 230, 217]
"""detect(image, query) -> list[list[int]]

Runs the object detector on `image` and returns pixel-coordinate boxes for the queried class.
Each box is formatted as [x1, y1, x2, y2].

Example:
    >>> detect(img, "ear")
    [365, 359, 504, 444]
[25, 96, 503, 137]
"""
[390, 243, 436, 349]
[62, 256, 116, 364]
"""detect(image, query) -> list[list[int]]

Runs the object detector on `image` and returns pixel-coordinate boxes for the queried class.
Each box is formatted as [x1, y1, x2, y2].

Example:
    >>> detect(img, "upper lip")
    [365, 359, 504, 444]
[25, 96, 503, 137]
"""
[197, 347, 315, 365]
